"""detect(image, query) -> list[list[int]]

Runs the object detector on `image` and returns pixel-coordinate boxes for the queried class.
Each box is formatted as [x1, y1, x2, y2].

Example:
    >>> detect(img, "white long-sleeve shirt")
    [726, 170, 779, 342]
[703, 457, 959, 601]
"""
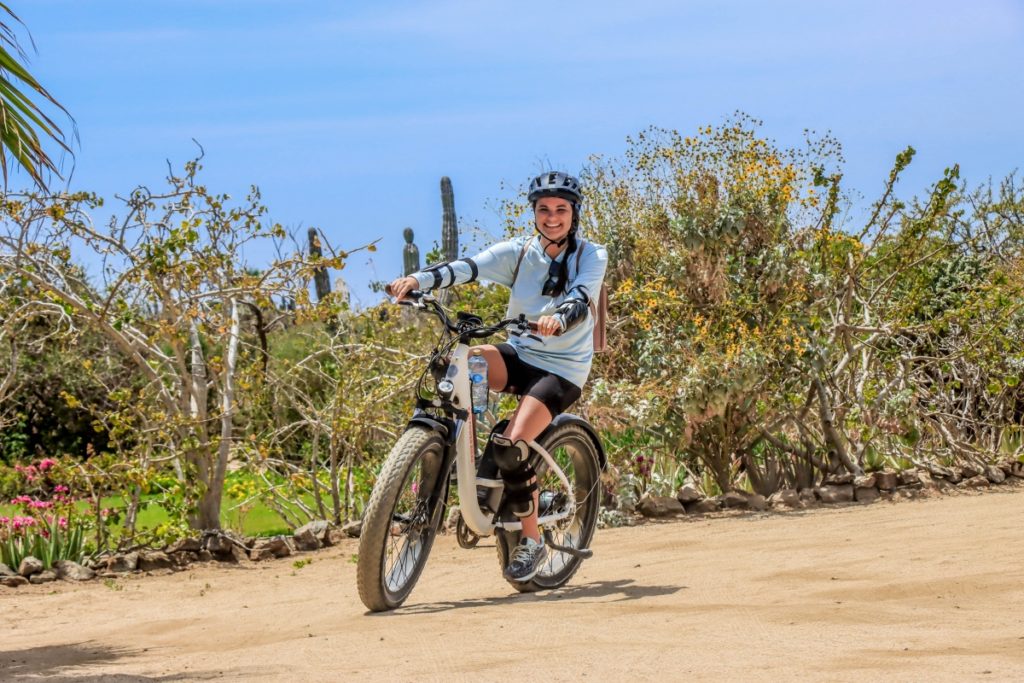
[411, 235, 608, 388]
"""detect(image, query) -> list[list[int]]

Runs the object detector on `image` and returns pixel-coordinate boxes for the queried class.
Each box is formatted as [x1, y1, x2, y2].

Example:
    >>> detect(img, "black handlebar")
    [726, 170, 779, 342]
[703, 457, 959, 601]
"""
[386, 288, 551, 342]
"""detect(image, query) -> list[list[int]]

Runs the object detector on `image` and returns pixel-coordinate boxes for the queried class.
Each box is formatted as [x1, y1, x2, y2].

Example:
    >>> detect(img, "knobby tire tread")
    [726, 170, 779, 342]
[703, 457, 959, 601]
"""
[356, 426, 443, 612]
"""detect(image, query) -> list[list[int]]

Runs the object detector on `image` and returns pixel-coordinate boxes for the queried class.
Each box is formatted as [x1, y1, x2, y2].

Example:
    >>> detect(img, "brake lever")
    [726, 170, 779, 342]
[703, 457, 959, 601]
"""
[509, 327, 546, 344]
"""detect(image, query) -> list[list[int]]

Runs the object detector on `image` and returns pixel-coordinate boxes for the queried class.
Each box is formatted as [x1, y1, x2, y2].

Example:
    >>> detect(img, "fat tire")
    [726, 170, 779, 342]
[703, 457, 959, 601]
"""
[496, 423, 602, 593]
[357, 426, 447, 611]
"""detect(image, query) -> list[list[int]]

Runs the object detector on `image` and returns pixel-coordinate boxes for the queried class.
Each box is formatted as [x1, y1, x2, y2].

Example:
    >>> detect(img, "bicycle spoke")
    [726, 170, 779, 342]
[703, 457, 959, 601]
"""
[536, 440, 585, 579]
[382, 460, 433, 593]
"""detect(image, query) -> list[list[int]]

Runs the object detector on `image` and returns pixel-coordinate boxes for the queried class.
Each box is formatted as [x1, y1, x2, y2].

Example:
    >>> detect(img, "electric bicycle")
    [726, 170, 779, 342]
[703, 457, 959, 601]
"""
[356, 291, 605, 612]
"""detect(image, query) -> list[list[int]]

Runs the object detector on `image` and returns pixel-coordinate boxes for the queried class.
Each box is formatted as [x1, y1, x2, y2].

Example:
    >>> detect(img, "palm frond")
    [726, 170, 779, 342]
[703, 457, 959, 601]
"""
[0, 1, 74, 190]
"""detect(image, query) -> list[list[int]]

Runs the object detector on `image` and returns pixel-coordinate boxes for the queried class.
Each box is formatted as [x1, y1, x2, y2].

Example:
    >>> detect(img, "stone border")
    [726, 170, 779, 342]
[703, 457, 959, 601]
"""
[633, 459, 1024, 520]
[1, 518, 363, 589]
[5, 461, 1021, 586]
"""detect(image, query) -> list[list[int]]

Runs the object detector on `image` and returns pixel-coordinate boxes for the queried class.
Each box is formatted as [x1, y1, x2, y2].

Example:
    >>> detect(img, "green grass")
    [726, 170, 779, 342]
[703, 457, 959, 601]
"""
[1, 492, 310, 539]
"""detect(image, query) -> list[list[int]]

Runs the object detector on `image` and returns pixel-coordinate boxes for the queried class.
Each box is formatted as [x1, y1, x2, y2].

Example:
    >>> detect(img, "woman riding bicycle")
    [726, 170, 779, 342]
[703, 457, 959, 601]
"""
[388, 171, 608, 582]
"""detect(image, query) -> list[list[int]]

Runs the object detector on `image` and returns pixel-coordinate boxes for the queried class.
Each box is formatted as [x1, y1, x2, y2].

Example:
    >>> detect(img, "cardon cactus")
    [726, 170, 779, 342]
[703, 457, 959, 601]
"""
[441, 176, 458, 262]
[308, 228, 331, 302]
[402, 227, 420, 276]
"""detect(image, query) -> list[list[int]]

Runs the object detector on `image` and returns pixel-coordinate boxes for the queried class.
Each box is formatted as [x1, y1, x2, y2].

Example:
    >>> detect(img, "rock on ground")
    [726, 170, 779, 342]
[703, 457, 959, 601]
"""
[684, 498, 720, 515]
[854, 474, 877, 489]
[249, 547, 276, 562]
[718, 491, 750, 509]
[18, 556, 43, 577]
[768, 489, 801, 508]
[717, 491, 767, 511]
[638, 493, 685, 518]
[898, 470, 922, 488]
[293, 520, 331, 551]
[341, 520, 362, 539]
[203, 530, 248, 557]
[676, 484, 703, 505]
[102, 552, 139, 573]
[166, 538, 202, 554]
[874, 471, 898, 491]
[815, 484, 855, 504]
[960, 464, 983, 480]
[746, 493, 768, 511]
[985, 466, 1006, 484]
[138, 551, 174, 571]
[251, 536, 294, 559]
[54, 560, 95, 581]
[29, 569, 58, 584]
[855, 486, 879, 503]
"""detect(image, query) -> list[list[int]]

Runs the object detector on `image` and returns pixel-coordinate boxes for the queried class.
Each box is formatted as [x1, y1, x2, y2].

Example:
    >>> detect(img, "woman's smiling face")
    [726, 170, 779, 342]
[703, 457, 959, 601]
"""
[534, 196, 573, 245]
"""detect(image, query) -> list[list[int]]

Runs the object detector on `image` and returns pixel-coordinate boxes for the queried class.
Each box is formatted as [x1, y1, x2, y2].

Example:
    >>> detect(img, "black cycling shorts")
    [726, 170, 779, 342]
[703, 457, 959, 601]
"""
[495, 343, 582, 417]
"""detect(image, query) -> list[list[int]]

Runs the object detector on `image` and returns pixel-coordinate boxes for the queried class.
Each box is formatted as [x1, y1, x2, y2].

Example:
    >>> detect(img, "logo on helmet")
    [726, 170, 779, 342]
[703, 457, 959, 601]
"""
[527, 171, 583, 206]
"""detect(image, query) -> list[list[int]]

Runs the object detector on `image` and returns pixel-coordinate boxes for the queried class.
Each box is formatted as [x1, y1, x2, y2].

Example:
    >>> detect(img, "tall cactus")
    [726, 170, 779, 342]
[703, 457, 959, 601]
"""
[441, 176, 458, 263]
[402, 227, 420, 276]
[308, 228, 331, 302]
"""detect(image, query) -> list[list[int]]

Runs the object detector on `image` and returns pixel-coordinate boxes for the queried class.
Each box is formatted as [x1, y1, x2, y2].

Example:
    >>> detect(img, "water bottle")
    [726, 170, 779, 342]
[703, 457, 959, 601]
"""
[468, 350, 488, 415]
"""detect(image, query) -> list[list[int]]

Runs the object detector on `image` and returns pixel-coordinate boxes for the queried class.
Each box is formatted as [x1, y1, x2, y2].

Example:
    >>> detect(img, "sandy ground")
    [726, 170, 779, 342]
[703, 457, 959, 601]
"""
[2, 485, 1023, 683]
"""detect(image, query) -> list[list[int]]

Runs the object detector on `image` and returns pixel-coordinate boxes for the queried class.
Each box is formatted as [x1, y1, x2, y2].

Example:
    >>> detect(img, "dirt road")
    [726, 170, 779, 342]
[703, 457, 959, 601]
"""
[3, 487, 1023, 682]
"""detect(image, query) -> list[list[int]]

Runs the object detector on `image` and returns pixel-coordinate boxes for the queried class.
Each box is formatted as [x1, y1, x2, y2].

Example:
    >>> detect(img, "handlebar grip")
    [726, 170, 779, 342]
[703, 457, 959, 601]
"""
[385, 283, 424, 302]
[527, 321, 562, 337]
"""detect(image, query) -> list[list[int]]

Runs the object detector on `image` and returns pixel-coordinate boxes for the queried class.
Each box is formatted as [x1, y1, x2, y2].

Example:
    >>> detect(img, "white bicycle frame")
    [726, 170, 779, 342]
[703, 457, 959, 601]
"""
[442, 342, 577, 537]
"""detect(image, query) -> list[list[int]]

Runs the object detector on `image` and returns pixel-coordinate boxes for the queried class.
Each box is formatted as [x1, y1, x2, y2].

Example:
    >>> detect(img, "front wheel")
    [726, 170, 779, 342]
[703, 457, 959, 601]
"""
[496, 422, 602, 593]
[357, 426, 448, 611]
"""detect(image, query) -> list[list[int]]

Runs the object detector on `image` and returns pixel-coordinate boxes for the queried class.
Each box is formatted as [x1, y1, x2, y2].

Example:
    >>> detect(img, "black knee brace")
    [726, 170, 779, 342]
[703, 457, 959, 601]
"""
[489, 434, 537, 518]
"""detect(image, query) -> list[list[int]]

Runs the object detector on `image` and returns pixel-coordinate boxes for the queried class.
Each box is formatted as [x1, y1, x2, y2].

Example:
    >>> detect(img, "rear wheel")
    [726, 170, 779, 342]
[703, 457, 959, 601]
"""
[357, 427, 448, 611]
[496, 423, 602, 593]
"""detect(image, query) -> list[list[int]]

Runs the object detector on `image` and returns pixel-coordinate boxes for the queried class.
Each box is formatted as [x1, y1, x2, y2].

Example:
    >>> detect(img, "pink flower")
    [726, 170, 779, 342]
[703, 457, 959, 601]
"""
[0, 516, 9, 525]
[11, 516, 36, 531]
[10, 495, 31, 505]
[58, 517, 68, 528]
[30, 500, 54, 509]
[38, 458, 56, 471]
[53, 485, 70, 493]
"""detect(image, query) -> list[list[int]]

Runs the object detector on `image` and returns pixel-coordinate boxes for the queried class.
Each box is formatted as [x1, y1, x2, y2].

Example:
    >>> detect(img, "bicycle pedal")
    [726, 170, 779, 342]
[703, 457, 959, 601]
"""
[543, 531, 593, 560]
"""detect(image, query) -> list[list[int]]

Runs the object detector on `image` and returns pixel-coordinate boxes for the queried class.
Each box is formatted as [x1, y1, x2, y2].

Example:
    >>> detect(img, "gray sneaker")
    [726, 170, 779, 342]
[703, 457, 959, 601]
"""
[504, 536, 548, 582]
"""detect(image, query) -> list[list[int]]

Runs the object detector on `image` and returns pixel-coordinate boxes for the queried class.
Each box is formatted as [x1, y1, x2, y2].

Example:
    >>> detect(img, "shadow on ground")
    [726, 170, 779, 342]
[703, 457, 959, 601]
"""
[0, 642, 221, 682]
[379, 578, 685, 615]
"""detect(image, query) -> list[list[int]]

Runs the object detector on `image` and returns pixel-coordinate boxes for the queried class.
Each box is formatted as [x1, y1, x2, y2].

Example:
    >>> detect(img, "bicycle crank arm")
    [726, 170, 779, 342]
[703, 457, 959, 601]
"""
[543, 531, 593, 560]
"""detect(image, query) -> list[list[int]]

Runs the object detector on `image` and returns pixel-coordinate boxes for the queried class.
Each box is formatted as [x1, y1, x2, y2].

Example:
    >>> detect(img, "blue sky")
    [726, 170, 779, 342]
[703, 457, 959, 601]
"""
[12, 0, 1024, 307]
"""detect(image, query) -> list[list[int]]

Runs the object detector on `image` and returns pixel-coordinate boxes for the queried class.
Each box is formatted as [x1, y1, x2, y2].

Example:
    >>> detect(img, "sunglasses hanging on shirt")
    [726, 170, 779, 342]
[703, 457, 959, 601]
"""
[542, 258, 563, 297]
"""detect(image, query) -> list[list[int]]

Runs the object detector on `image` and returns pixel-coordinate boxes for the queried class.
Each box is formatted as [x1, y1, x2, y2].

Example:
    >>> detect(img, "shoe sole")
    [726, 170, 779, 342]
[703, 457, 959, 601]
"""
[503, 549, 548, 583]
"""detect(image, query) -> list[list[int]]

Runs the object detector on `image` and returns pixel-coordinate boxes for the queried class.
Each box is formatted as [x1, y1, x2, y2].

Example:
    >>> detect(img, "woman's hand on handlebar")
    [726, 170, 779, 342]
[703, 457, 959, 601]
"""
[534, 315, 563, 337]
[386, 276, 419, 302]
